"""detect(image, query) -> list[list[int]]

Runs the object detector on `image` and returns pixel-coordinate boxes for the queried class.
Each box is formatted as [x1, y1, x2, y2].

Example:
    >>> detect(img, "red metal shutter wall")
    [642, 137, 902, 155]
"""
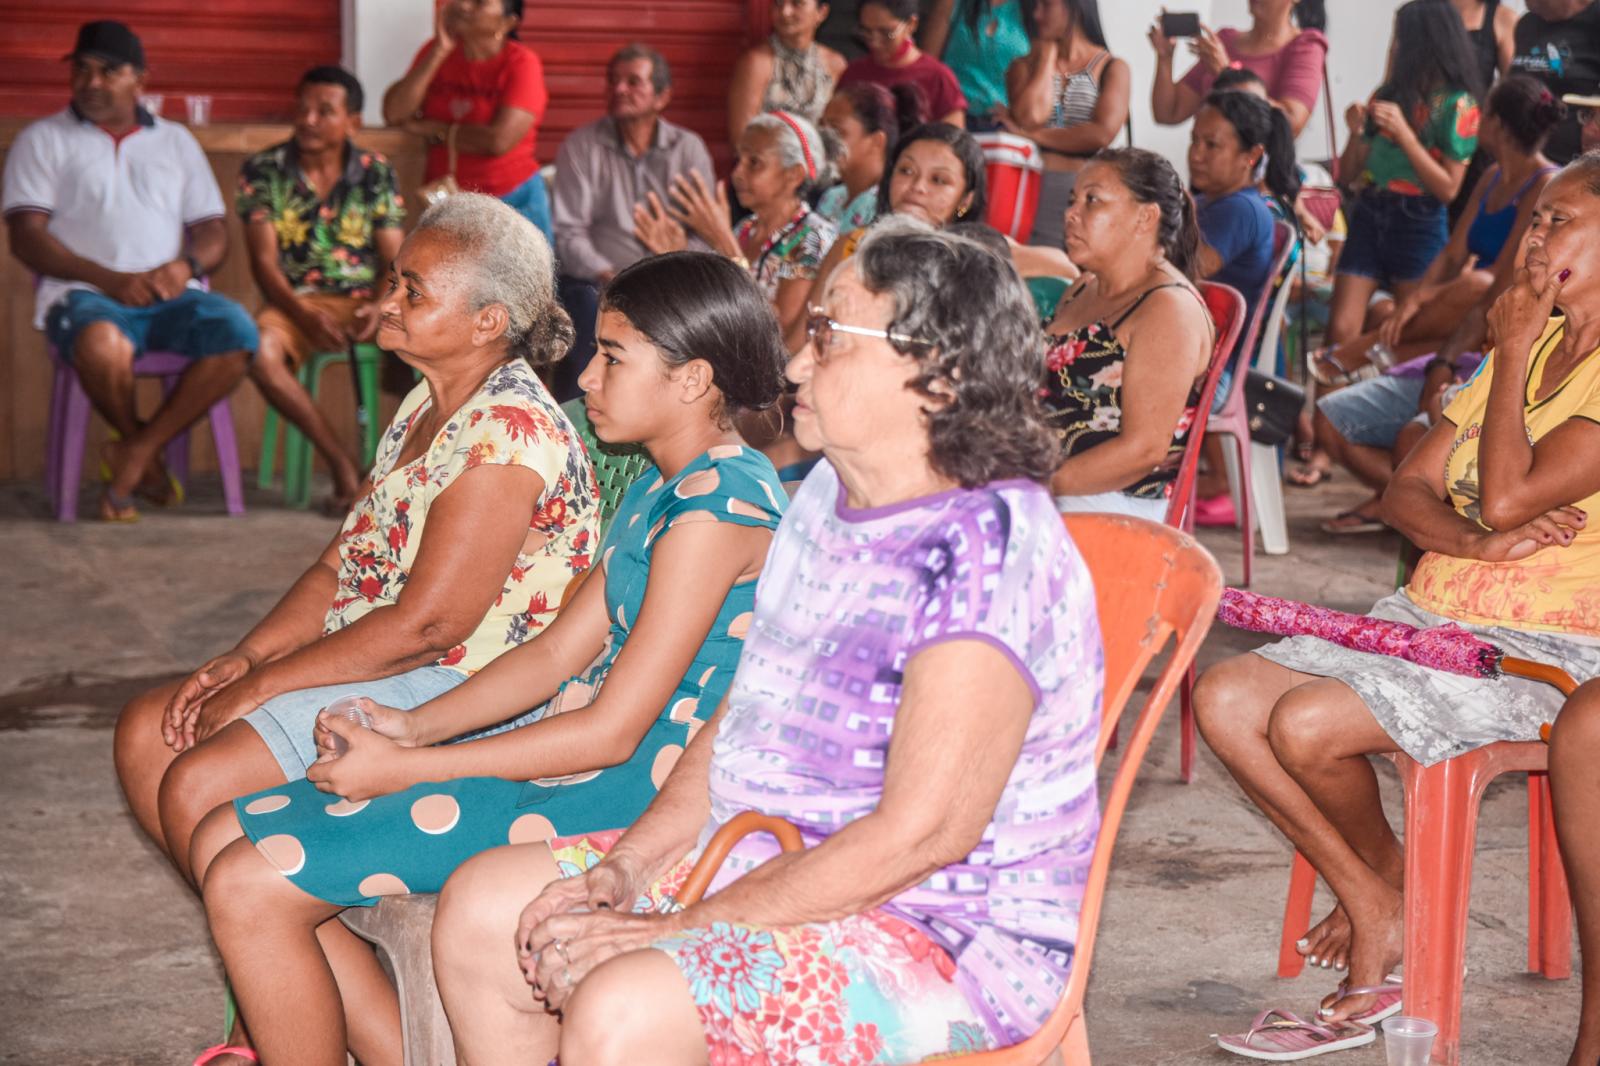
[0, 1, 342, 123]
[523, 0, 770, 170]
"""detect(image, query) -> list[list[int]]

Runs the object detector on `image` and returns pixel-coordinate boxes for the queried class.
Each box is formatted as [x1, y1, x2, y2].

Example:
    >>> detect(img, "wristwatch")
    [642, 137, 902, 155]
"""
[184, 253, 204, 281]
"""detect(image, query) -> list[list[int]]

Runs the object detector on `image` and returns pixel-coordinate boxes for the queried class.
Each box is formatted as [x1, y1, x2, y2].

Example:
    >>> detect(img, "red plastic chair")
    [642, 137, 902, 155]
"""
[1159, 282, 1243, 783]
[679, 514, 1225, 1065]
[1275, 664, 1578, 1066]
[1198, 220, 1297, 589]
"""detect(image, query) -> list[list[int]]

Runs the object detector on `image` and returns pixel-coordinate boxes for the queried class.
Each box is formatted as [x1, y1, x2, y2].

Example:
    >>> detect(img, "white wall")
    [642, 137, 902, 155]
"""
[344, 0, 433, 126]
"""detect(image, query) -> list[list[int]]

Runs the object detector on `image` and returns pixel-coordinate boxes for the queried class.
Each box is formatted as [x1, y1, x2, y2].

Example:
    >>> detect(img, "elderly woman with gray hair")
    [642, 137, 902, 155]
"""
[635, 109, 836, 349]
[112, 192, 598, 1058]
[429, 216, 1104, 1065]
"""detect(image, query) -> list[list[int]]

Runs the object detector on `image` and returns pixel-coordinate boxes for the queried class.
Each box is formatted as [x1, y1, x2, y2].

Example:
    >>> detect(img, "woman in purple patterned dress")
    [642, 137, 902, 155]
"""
[432, 217, 1104, 1064]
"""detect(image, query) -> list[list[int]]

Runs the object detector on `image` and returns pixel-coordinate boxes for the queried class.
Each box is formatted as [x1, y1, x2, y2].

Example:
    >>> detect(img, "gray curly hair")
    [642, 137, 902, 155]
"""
[745, 110, 832, 197]
[850, 215, 1059, 487]
[411, 192, 573, 367]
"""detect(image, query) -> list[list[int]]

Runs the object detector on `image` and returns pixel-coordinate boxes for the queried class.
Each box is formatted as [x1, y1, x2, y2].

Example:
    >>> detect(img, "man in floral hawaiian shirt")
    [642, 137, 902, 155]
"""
[237, 66, 405, 509]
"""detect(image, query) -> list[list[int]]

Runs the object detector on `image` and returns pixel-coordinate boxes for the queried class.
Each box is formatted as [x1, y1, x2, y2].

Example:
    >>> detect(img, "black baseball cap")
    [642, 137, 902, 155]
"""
[64, 21, 146, 71]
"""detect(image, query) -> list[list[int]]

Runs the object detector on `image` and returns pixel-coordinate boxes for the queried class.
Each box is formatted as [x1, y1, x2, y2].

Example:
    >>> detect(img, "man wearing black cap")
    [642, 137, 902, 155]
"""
[1, 20, 255, 521]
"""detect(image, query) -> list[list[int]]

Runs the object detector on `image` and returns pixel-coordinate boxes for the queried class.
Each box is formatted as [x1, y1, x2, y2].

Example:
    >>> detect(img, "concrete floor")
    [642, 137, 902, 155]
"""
[0, 472, 1581, 1065]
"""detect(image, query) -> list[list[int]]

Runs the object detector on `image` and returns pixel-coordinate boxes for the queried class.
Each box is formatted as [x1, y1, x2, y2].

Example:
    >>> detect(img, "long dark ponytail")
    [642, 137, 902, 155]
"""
[1203, 89, 1301, 219]
[1094, 147, 1202, 280]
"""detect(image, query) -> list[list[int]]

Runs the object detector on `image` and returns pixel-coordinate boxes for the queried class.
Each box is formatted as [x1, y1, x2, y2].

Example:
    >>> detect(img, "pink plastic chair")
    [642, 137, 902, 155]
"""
[45, 349, 245, 522]
[1199, 220, 1297, 589]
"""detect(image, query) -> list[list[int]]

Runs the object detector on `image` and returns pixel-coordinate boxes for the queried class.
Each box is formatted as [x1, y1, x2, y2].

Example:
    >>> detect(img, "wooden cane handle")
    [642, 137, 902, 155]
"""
[675, 811, 805, 907]
[1500, 657, 1579, 697]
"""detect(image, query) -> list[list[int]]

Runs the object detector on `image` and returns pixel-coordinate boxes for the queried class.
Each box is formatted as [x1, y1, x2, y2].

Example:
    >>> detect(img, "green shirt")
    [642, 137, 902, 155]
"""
[1362, 89, 1480, 198]
[236, 139, 405, 298]
[942, 0, 1031, 117]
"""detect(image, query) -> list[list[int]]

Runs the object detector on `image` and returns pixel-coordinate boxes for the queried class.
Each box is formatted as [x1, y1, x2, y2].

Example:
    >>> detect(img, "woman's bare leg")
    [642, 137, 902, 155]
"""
[433, 844, 565, 1065]
[158, 720, 288, 884]
[1194, 654, 1405, 1013]
[1550, 680, 1600, 1066]
[191, 805, 403, 1066]
[113, 680, 185, 849]
[560, 949, 707, 1066]
[203, 837, 352, 1066]
[1325, 274, 1383, 348]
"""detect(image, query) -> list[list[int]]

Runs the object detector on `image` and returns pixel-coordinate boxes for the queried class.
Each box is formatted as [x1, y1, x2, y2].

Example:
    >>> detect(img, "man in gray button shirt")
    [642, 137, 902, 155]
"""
[552, 43, 714, 396]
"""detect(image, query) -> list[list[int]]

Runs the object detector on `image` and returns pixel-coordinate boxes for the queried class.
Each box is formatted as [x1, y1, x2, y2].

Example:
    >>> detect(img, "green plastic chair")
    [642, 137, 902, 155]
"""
[560, 398, 653, 534]
[258, 343, 383, 509]
[1027, 275, 1072, 324]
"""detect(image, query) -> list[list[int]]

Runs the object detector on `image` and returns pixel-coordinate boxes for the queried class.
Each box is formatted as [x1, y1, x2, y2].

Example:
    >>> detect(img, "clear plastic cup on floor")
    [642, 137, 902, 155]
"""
[320, 695, 374, 757]
[185, 94, 212, 126]
[139, 93, 164, 117]
[1382, 1016, 1438, 1066]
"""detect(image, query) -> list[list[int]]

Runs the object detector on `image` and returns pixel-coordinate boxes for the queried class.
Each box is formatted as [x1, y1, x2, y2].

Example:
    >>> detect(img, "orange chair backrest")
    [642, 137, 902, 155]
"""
[958, 513, 1223, 1064]
[1165, 282, 1245, 531]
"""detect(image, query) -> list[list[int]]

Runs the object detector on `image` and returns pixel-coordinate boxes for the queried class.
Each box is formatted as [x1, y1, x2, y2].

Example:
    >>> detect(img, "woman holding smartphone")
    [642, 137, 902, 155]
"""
[1149, 0, 1328, 136]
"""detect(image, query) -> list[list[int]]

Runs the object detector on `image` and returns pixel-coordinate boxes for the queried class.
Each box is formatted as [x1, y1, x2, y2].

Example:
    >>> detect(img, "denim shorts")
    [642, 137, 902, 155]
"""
[1338, 190, 1448, 287]
[45, 287, 259, 363]
[1317, 372, 1425, 448]
[500, 171, 553, 244]
[242, 666, 468, 779]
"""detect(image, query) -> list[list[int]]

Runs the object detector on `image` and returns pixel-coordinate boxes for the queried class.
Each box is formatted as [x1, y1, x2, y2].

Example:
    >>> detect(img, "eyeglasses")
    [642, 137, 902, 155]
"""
[805, 309, 929, 360]
[856, 20, 907, 43]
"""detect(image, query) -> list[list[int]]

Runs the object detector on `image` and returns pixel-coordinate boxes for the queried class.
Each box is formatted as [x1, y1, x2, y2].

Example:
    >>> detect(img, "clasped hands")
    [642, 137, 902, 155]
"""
[514, 856, 680, 1011]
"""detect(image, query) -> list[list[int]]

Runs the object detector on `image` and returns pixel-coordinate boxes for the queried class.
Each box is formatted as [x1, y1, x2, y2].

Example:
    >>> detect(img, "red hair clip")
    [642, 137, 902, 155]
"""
[770, 110, 817, 180]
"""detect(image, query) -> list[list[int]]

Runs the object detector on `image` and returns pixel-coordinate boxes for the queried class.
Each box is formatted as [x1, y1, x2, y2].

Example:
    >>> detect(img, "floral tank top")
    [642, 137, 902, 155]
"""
[1040, 282, 1205, 501]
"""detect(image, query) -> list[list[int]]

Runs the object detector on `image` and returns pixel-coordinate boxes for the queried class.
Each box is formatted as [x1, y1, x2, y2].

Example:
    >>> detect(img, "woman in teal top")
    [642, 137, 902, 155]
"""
[926, 0, 1031, 128]
[186, 252, 791, 1065]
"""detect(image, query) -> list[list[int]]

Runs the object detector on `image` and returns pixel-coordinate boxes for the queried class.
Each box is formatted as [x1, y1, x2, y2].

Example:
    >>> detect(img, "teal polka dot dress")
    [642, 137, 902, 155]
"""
[233, 445, 786, 907]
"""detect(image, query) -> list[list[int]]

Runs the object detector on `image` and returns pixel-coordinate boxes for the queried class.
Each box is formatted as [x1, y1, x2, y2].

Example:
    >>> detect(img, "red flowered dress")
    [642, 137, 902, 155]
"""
[326, 359, 598, 674]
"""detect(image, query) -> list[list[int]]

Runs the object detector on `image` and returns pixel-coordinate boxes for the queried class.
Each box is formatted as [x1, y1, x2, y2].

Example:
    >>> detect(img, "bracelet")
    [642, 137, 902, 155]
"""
[184, 254, 204, 281]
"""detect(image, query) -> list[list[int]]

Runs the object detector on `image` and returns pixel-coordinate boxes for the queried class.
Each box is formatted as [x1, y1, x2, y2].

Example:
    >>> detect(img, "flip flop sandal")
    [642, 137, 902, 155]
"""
[192, 1045, 258, 1065]
[1287, 466, 1333, 488]
[1319, 974, 1404, 1026]
[1215, 1009, 1375, 1061]
[98, 435, 182, 508]
[1308, 349, 1381, 388]
[99, 487, 140, 523]
[1320, 511, 1386, 535]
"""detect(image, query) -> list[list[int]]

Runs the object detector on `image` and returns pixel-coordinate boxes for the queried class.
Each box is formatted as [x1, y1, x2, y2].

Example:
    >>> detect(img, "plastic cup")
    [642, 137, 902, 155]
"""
[1382, 1016, 1438, 1066]
[139, 93, 164, 117]
[321, 696, 373, 757]
[184, 94, 212, 126]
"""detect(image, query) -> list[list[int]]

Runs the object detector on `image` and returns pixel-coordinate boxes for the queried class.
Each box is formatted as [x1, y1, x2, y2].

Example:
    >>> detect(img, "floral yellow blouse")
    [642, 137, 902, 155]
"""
[326, 359, 599, 672]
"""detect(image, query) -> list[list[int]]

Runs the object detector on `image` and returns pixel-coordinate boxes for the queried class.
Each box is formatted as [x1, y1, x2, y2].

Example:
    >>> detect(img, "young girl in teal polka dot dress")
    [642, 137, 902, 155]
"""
[195, 252, 792, 1058]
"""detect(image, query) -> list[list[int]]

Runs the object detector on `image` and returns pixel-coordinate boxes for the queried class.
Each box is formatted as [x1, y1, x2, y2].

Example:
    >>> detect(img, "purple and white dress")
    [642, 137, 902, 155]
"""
[569, 461, 1102, 1062]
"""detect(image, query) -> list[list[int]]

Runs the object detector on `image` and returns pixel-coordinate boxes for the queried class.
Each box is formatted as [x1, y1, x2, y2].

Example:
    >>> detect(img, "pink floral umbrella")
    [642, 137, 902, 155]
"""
[1217, 590, 1578, 734]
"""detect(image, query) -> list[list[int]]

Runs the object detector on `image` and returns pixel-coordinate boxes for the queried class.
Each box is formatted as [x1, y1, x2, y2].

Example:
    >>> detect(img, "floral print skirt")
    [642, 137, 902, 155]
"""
[550, 831, 996, 1065]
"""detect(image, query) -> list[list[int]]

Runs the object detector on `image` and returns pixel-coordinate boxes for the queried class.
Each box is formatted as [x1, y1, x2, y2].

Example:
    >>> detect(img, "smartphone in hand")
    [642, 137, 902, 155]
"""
[1160, 11, 1202, 38]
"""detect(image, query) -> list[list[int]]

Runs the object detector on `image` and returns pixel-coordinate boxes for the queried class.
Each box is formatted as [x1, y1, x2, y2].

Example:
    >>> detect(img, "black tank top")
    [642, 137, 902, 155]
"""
[1468, 0, 1500, 90]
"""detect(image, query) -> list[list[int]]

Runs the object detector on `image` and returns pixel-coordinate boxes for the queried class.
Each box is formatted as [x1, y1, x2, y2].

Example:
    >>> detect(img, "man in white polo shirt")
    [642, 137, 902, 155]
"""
[2, 20, 254, 521]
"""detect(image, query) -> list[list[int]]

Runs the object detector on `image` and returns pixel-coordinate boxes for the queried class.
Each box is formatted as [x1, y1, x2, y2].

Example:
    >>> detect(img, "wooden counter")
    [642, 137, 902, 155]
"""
[0, 119, 426, 484]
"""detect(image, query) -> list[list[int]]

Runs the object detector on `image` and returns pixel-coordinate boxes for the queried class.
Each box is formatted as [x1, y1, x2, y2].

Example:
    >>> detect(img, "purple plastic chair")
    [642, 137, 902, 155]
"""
[44, 348, 246, 522]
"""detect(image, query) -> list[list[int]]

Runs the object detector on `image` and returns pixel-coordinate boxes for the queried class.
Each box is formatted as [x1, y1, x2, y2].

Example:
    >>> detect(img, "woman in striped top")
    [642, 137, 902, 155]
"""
[998, 0, 1129, 249]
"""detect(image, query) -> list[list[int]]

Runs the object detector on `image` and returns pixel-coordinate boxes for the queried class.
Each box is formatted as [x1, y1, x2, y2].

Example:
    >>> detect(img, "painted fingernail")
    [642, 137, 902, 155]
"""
[1560, 269, 1572, 282]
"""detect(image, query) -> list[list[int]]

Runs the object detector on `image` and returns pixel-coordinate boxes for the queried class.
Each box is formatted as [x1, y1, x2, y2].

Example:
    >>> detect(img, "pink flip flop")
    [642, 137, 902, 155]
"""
[1215, 1008, 1375, 1060]
[193, 1045, 259, 1065]
[1319, 973, 1403, 1026]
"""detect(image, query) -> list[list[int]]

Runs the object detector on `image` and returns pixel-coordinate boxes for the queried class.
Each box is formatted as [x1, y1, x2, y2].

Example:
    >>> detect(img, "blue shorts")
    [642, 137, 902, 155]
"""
[501, 171, 553, 244]
[1317, 372, 1425, 449]
[45, 287, 259, 363]
[1338, 191, 1448, 288]
[242, 666, 468, 779]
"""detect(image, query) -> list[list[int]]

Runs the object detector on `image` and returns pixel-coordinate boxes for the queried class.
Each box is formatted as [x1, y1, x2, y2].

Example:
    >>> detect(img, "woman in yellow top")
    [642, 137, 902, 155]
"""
[1191, 154, 1600, 1037]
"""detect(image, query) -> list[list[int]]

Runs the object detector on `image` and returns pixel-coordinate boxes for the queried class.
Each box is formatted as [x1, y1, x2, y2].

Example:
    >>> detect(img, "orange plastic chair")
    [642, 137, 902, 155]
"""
[1274, 665, 1578, 1066]
[677, 513, 1225, 1064]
